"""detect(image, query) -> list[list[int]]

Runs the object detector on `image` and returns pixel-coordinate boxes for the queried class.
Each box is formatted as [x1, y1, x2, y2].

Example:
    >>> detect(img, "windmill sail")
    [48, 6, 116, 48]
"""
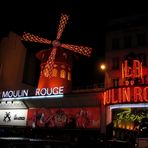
[21, 13, 92, 78]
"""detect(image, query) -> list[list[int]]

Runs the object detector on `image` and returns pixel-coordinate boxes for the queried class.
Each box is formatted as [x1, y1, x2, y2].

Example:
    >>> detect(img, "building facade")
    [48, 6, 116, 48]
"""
[0, 32, 37, 92]
[104, 14, 148, 140]
[1, 14, 148, 142]
[0, 31, 105, 139]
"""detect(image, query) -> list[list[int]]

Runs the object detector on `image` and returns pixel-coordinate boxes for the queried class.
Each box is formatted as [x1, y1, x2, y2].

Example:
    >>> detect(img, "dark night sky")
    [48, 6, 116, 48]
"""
[0, 1, 148, 88]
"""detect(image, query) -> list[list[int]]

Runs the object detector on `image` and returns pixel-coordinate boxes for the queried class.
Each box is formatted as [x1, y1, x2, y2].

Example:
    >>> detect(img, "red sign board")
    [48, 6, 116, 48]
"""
[27, 107, 100, 129]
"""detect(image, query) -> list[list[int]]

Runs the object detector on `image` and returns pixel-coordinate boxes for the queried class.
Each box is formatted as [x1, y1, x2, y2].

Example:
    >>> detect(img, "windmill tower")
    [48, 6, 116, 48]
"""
[22, 14, 92, 94]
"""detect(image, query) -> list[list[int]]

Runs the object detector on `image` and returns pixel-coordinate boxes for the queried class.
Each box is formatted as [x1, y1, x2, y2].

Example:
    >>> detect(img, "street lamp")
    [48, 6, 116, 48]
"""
[99, 63, 107, 135]
[100, 64, 106, 71]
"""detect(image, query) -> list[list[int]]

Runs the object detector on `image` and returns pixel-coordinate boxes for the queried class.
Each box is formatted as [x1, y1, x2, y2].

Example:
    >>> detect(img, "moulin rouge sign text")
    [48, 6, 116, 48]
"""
[104, 55, 147, 105]
[122, 59, 142, 85]
[0, 86, 64, 98]
[104, 86, 148, 105]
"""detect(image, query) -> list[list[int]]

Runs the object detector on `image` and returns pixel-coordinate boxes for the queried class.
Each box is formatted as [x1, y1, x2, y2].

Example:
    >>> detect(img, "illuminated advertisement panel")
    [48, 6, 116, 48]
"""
[27, 107, 100, 129]
[112, 108, 148, 130]
[0, 109, 28, 126]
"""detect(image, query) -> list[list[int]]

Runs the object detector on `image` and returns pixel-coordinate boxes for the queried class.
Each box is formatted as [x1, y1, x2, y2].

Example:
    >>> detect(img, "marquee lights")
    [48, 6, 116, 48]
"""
[110, 103, 148, 110]
[2, 94, 64, 101]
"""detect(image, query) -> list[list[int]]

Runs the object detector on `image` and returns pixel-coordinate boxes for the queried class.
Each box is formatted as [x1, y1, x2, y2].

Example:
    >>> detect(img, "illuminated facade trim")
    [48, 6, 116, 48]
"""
[1, 94, 64, 101]
[109, 103, 148, 109]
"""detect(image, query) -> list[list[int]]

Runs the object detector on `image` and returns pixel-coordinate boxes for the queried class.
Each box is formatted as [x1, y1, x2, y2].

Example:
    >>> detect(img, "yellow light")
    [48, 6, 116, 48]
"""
[100, 64, 106, 70]
[126, 125, 130, 129]
[122, 124, 125, 129]
[119, 124, 122, 128]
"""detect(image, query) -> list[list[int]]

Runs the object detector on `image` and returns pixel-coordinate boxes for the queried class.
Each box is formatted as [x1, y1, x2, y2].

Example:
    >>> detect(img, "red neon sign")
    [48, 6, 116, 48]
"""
[104, 86, 148, 105]
[122, 59, 142, 85]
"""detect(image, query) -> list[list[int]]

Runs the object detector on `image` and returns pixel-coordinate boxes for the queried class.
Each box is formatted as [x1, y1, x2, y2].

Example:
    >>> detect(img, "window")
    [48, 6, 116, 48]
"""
[112, 57, 119, 69]
[137, 33, 146, 46]
[67, 72, 71, 80]
[60, 70, 66, 79]
[124, 35, 132, 48]
[52, 68, 58, 77]
[112, 38, 120, 50]
[112, 78, 119, 87]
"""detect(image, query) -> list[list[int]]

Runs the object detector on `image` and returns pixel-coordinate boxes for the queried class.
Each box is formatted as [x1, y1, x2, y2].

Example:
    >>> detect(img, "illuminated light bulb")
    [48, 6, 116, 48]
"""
[100, 64, 106, 70]
[126, 125, 130, 129]
[130, 126, 133, 130]
[122, 124, 125, 129]
[119, 124, 122, 128]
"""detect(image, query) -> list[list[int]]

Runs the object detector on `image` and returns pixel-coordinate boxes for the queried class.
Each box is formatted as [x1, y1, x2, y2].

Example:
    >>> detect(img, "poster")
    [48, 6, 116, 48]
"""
[112, 108, 148, 130]
[0, 109, 27, 126]
[27, 107, 100, 129]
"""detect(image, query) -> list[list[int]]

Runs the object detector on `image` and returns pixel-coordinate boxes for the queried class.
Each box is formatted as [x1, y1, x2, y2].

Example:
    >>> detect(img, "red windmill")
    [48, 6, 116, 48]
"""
[22, 14, 92, 93]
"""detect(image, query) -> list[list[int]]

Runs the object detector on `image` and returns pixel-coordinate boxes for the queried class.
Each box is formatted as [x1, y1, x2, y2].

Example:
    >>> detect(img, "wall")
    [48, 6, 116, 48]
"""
[0, 32, 34, 91]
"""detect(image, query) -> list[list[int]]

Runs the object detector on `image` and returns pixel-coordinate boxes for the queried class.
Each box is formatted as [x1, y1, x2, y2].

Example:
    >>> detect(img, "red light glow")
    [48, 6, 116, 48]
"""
[104, 86, 148, 105]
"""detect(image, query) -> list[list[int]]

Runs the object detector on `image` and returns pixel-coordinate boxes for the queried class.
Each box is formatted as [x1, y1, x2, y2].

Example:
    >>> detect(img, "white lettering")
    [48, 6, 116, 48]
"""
[59, 86, 64, 95]
[2, 89, 29, 98]
[53, 87, 58, 95]
[40, 88, 47, 96]
[35, 88, 40, 96]
[35, 86, 64, 96]
[1, 87, 64, 99]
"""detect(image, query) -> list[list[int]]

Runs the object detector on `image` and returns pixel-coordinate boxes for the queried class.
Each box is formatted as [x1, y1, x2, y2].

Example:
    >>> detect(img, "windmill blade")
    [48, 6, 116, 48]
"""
[22, 32, 52, 44]
[61, 43, 92, 57]
[41, 47, 57, 78]
[56, 14, 69, 40]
